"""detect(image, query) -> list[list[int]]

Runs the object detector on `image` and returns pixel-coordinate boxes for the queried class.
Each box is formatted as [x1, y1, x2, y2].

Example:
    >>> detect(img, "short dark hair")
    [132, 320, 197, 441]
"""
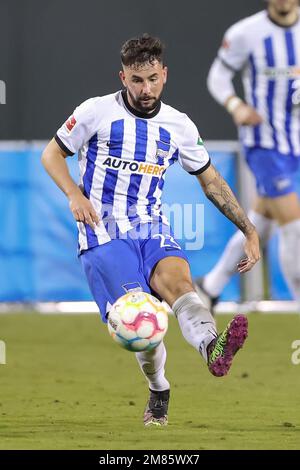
[120, 33, 164, 67]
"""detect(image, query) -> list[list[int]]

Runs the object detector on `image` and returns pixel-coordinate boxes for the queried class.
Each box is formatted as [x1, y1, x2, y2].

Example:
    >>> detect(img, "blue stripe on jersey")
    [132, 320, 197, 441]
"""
[285, 30, 296, 154]
[264, 37, 278, 150]
[285, 29, 296, 67]
[101, 119, 124, 236]
[157, 127, 171, 165]
[156, 148, 178, 195]
[168, 148, 179, 166]
[146, 127, 171, 215]
[127, 119, 148, 222]
[249, 54, 261, 146]
[82, 133, 99, 248]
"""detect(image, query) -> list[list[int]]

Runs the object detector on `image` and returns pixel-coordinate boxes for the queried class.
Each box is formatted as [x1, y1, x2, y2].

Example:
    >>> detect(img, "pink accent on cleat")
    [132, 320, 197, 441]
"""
[207, 314, 248, 377]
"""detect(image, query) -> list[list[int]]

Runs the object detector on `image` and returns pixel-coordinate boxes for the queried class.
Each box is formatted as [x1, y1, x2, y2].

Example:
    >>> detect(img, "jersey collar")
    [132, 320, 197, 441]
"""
[121, 89, 161, 119]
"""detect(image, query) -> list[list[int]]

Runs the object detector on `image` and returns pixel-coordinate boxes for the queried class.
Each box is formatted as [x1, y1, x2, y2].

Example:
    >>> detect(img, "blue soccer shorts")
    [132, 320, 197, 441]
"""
[80, 221, 188, 322]
[244, 147, 299, 198]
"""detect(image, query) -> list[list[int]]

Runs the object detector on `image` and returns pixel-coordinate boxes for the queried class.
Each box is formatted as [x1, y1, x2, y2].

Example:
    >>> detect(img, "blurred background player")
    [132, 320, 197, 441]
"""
[41, 34, 259, 426]
[195, 0, 300, 311]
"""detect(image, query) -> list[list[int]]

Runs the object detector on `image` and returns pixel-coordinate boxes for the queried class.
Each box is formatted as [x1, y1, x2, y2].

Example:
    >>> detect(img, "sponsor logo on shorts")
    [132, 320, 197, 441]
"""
[122, 283, 143, 293]
[275, 178, 291, 191]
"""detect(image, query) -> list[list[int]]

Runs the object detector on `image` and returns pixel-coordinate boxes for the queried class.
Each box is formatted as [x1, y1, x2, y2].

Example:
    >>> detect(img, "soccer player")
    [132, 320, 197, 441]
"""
[195, 0, 300, 311]
[41, 34, 259, 426]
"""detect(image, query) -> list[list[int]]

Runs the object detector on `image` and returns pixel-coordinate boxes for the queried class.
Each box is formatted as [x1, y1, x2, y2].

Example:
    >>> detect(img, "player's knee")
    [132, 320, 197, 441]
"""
[169, 279, 194, 300]
[152, 270, 193, 298]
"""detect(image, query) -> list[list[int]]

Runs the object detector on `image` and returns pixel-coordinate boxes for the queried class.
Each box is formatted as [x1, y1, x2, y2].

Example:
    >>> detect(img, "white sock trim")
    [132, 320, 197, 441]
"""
[172, 291, 204, 315]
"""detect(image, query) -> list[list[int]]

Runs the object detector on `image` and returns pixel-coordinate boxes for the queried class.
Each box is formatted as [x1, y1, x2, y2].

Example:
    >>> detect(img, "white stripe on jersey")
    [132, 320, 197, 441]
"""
[290, 29, 300, 155]
[150, 161, 172, 219]
[255, 38, 274, 150]
[111, 118, 136, 233]
[243, 40, 274, 149]
[135, 123, 165, 223]
[272, 31, 290, 154]
[81, 136, 111, 246]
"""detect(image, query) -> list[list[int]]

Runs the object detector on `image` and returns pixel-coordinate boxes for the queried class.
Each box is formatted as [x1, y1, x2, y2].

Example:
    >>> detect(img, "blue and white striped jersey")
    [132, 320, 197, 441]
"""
[218, 9, 300, 155]
[56, 90, 210, 250]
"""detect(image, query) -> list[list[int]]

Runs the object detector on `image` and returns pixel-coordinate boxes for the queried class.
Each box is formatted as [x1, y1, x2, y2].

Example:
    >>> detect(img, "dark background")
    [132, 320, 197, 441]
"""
[0, 0, 263, 140]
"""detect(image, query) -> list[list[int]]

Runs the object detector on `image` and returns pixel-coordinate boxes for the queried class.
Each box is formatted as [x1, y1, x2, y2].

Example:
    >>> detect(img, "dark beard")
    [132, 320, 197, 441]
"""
[127, 89, 162, 113]
[276, 9, 292, 16]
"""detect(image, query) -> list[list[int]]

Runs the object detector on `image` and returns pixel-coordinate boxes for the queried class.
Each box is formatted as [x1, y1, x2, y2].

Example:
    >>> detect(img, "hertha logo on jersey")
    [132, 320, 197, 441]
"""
[155, 140, 170, 161]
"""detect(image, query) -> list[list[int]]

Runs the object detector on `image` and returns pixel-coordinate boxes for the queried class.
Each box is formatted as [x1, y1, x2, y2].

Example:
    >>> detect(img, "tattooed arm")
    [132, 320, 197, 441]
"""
[197, 163, 260, 273]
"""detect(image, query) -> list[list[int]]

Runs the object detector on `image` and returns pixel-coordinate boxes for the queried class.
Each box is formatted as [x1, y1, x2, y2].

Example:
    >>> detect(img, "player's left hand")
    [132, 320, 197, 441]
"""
[232, 103, 263, 126]
[238, 229, 260, 273]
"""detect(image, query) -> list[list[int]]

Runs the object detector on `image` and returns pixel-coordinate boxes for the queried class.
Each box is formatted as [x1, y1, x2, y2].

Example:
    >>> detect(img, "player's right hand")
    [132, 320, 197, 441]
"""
[69, 189, 100, 230]
[232, 103, 263, 126]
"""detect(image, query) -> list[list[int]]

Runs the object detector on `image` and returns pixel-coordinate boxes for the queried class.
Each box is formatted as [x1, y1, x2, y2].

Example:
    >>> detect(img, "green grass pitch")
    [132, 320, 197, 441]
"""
[0, 312, 300, 450]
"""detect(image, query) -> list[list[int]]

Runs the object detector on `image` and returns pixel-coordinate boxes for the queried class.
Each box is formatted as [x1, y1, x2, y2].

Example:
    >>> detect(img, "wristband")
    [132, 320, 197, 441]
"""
[226, 96, 243, 114]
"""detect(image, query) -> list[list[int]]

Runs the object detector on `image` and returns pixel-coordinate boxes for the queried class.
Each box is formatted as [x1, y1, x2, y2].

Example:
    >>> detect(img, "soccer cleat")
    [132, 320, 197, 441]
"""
[194, 277, 219, 316]
[143, 389, 170, 426]
[207, 314, 248, 377]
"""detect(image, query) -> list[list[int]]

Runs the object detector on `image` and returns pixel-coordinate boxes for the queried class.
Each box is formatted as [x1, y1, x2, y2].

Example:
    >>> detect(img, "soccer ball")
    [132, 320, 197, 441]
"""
[107, 292, 168, 352]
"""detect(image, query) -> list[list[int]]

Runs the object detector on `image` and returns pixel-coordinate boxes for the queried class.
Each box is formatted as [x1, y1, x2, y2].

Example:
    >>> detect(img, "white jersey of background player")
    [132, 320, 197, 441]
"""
[196, 0, 300, 308]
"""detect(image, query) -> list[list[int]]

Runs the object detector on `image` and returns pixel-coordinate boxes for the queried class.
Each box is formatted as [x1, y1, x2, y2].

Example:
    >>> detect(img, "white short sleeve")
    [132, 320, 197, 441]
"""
[178, 116, 210, 175]
[55, 98, 97, 155]
[218, 22, 249, 72]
